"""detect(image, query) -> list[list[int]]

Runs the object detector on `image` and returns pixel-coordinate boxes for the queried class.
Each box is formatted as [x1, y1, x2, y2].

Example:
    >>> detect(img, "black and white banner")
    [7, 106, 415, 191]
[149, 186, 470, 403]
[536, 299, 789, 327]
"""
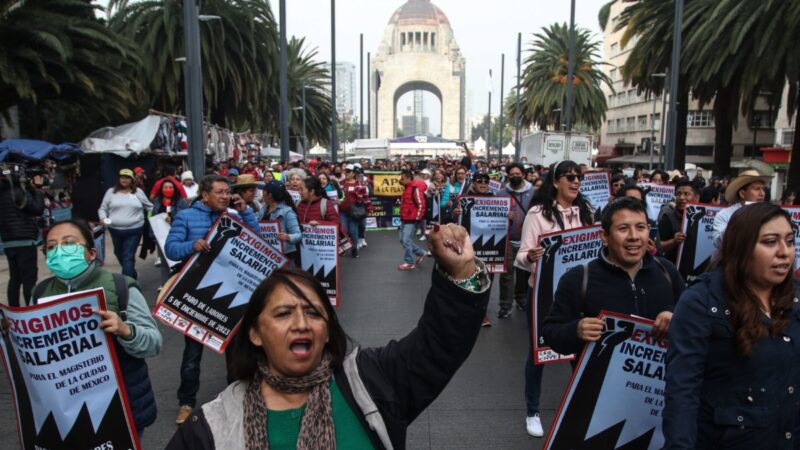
[301, 223, 340, 306]
[0, 289, 140, 450]
[638, 183, 675, 222]
[545, 312, 666, 450]
[676, 204, 725, 282]
[580, 171, 612, 213]
[533, 225, 603, 364]
[153, 213, 287, 353]
[458, 195, 511, 273]
[258, 220, 284, 254]
[783, 206, 800, 277]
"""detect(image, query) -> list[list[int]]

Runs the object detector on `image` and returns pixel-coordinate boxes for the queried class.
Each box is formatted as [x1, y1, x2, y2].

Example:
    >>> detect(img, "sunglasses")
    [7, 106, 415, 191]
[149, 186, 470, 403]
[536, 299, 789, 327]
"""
[559, 174, 583, 182]
[473, 179, 489, 184]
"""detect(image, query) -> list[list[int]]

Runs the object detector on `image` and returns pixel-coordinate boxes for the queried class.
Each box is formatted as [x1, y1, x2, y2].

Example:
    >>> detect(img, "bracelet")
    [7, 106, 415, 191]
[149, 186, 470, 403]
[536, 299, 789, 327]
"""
[442, 261, 486, 292]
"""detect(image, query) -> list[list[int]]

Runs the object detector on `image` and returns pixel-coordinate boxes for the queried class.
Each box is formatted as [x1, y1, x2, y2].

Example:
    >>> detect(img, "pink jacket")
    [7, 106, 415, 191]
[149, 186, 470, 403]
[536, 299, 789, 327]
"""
[514, 203, 585, 287]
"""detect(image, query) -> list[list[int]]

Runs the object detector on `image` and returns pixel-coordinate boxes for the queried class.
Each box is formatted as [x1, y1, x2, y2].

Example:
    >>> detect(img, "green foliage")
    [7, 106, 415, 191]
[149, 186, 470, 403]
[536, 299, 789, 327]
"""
[0, 0, 143, 141]
[471, 114, 513, 148]
[598, 1, 615, 31]
[518, 23, 613, 132]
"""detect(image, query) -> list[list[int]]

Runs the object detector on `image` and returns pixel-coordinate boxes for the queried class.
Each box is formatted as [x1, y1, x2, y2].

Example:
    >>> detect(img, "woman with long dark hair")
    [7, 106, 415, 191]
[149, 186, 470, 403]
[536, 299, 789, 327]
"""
[664, 203, 800, 448]
[514, 160, 595, 437]
[261, 180, 302, 267]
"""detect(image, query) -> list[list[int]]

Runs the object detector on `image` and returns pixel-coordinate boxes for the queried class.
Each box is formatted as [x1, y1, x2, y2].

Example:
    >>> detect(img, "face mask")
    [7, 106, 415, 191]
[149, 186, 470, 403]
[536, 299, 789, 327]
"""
[46, 244, 89, 280]
[509, 176, 523, 186]
[162, 186, 175, 198]
[334, 172, 342, 177]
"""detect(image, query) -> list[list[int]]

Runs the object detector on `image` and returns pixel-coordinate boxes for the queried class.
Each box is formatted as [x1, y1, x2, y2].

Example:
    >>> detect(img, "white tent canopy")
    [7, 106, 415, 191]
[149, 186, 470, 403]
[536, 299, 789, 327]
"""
[80, 115, 161, 157]
[259, 146, 304, 162]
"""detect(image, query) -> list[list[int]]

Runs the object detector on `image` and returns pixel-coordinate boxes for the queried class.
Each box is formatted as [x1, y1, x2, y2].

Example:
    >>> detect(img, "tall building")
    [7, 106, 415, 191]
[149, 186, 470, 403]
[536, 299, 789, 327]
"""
[327, 62, 356, 122]
[597, 1, 776, 168]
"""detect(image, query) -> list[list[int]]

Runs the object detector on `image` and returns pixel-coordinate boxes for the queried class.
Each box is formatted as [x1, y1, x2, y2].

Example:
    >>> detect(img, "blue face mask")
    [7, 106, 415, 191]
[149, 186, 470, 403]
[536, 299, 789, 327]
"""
[46, 244, 89, 280]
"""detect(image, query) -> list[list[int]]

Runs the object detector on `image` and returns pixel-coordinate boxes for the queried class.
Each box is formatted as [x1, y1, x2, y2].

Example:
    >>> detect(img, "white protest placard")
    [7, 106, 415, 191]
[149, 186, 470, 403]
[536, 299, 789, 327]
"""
[300, 223, 340, 306]
[579, 171, 612, 213]
[258, 220, 284, 254]
[638, 183, 675, 222]
[458, 195, 511, 273]
[287, 190, 301, 205]
[533, 225, 603, 364]
[545, 312, 666, 450]
[148, 213, 181, 268]
[0, 289, 140, 450]
[153, 213, 287, 353]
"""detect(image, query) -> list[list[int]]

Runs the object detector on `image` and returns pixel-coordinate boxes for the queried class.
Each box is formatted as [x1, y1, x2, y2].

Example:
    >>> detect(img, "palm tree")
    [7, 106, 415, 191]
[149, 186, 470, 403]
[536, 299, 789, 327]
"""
[0, 0, 142, 141]
[287, 37, 333, 146]
[518, 23, 612, 132]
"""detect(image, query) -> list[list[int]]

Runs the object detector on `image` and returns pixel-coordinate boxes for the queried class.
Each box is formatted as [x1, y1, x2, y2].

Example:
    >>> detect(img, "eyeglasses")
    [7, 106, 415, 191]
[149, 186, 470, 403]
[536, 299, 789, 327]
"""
[560, 174, 583, 183]
[473, 179, 489, 184]
[45, 241, 85, 254]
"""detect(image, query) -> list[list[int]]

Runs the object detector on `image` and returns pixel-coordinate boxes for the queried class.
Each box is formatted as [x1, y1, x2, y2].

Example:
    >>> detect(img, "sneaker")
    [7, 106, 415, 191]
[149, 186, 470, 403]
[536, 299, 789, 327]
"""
[481, 316, 492, 327]
[351, 251, 359, 258]
[359, 238, 367, 247]
[416, 229, 422, 236]
[415, 253, 425, 266]
[515, 301, 527, 311]
[526, 414, 544, 437]
[398, 263, 415, 270]
[419, 235, 427, 241]
[426, 251, 433, 257]
[497, 308, 512, 319]
[154, 258, 162, 267]
[176, 405, 193, 425]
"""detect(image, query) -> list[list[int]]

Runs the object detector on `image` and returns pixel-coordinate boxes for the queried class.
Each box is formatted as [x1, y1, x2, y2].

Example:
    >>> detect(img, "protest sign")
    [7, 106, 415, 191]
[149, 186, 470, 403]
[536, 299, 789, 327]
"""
[287, 190, 301, 205]
[533, 225, 603, 364]
[372, 172, 404, 197]
[638, 183, 675, 222]
[149, 213, 181, 268]
[365, 196, 402, 230]
[0, 289, 140, 450]
[488, 179, 503, 194]
[580, 171, 612, 213]
[676, 203, 725, 282]
[258, 220, 284, 254]
[458, 195, 511, 273]
[300, 223, 340, 306]
[783, 206, 800, 276]
[153, 213, 287, 353]
[545, 312, 666, 450]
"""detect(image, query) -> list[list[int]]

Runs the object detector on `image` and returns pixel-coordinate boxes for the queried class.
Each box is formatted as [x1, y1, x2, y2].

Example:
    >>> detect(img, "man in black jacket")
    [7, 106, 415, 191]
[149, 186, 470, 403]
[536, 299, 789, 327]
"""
[0, 169, 45, 306]
[543, 197, 685, 356]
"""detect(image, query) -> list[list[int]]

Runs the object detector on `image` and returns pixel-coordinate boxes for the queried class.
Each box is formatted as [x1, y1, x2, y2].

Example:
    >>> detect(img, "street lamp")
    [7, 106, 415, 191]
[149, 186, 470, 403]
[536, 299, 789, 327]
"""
[292, 85, 307, 158]
[649, 73, 667, 170]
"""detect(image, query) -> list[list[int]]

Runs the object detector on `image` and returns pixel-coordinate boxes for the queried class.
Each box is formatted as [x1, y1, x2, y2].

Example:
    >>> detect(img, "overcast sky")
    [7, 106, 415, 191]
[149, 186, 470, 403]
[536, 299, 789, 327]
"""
[282, 0, 609, 131]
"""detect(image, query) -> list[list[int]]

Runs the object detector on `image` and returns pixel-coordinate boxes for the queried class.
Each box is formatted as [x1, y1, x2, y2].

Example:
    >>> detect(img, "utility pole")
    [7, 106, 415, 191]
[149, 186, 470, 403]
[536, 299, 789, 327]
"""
[330, 0, 339, 162]
[182, 0, 204, 178]
[359, 33, 364, 139]
[487, 69, 492, 161]
[278, 0, 289, 162]
[499, 53, 505, 159]
[564, 0, 576, 133]
[367, 52, 371, 139]
[665, 0, 684, 170]
[515, 32, 522, 161]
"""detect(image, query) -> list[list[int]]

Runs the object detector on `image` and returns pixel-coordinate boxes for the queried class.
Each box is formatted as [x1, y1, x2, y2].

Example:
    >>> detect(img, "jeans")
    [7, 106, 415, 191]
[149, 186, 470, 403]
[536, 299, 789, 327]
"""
[499, 245, 529, 310]
[340, 212, 362, 256]
[358, 216, 366, 239]
[525, 288, 543, 416]
[109, 226, 142, 279]
[5, 245, 38, 307]
[399, 222, 426, 264]
[177, 336, 204, 407]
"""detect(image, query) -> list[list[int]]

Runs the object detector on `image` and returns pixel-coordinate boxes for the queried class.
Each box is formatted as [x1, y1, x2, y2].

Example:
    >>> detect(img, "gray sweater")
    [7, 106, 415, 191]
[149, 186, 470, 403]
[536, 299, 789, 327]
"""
[98, 188, 153, 230]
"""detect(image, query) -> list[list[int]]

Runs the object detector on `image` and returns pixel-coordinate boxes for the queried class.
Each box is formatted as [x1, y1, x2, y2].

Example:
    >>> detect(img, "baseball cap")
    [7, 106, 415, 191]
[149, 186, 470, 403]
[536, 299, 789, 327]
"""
[228, 168, 240, 176]
[472, 172, 490, 182]
[345, 164, 355, 171]
[119, 168, 135, 178]
[133, 167, 145, 175]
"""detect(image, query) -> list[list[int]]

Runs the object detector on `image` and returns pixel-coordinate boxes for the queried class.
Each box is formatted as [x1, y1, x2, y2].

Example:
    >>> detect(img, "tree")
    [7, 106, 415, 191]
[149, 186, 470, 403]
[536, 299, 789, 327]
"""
[518, 23, 613, 132]
[471, 114, 513, 148]
[0, 0, 143, 141]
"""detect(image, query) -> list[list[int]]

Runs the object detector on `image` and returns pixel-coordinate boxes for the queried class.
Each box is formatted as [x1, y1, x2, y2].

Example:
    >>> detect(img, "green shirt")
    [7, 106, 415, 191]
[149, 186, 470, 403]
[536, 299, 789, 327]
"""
[266, 378, 375, 450]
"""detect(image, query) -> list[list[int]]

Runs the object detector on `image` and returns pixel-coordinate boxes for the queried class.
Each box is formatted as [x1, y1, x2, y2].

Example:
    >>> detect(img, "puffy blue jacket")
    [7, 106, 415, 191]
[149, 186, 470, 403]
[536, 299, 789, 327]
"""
[263, 202, 302, 254]
[165, 201, 259, 262]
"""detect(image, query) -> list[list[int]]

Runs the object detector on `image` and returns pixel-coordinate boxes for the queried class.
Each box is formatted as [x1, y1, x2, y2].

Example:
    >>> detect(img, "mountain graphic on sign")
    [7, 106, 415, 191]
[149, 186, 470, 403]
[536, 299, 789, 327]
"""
[583, 420, 656, 450]
[34, 392, 134, 449]
[195, 262, 250, 309]
[471, 232, 507, 253]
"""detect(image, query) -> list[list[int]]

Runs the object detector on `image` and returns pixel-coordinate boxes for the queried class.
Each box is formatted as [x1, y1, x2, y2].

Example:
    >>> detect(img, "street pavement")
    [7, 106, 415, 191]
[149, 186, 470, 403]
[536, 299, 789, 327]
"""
[0, 230, 572, 449]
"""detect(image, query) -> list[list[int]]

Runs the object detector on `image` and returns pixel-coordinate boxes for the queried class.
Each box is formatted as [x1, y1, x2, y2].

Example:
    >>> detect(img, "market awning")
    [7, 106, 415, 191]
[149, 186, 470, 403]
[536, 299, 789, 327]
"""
[80, 115, 161, 157]
[603, 155, 715, 165]
[0, 139, 82, 162]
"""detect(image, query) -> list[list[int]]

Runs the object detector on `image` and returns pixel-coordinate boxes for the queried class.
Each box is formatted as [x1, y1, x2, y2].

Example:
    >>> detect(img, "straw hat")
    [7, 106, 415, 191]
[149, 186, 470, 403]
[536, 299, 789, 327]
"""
[724, 169, 771, 204]
[232, 174, 262, 189]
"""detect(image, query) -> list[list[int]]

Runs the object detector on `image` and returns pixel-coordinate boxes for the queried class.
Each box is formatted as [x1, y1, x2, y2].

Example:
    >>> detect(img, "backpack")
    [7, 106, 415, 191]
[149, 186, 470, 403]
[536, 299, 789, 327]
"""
[32, 273, 130, 321]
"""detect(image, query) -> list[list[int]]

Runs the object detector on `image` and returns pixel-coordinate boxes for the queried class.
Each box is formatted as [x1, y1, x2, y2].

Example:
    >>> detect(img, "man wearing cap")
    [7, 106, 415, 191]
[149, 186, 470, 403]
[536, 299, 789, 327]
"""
[181, 171, 198, 202]
[226, 167, 239, 185]
[712, 169, 771, 248]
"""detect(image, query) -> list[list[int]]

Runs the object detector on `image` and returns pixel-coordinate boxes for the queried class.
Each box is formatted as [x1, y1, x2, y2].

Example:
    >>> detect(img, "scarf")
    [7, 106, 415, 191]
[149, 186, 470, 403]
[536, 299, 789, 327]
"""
[243, 354, 335, 450]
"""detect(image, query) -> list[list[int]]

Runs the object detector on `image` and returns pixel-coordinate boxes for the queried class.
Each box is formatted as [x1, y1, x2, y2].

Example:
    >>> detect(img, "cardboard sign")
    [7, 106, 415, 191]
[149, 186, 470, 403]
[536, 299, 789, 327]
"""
[783, 206, 800, 277]
[300, 223, 340, 306]
[372, 172, 404, 197]
[638, 183, 675, 222]
[533, 225, 603, 364]
[458, 195, 511, 273]
[153, 214, 287, 353]
[258, 220, 284, 254]
[149, 213, 181, 268]
[488, 179, 503, 194]
[580, 171, 612, 213]
[287, 190, 301, 205]
[0, 289, 140, 450]
[365, 196, 402, 230]
[676, 204, 725, 282]
[545, 312, 666, 450]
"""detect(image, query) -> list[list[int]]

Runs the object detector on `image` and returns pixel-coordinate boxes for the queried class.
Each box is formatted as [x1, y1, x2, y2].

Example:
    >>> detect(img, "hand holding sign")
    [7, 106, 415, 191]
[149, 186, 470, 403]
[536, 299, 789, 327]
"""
[428, 224, 476, 280]
[577, 317, 604, 342]
[652, 310, 673, 340]
[94, 309, 132, 339]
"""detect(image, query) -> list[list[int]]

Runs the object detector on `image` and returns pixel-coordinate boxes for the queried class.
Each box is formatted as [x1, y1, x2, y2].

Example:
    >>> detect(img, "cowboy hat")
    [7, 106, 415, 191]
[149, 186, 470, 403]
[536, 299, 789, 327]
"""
[232, 174, 262, 189]
[724, 169, 771, 204]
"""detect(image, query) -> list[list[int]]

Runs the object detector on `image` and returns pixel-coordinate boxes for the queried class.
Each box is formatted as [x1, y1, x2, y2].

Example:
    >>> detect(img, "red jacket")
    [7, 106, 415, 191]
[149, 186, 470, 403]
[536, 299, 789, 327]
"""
[296, 196, 340, 224]
[340, 180, 370, 214]
[150, 176, 187, 199]
[400, 179, 427, 222]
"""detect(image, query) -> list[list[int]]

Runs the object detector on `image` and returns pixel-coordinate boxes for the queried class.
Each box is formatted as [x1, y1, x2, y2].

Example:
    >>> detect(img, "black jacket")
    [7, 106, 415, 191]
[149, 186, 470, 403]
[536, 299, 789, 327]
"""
[0, 185, 44, 242]
[543, 250, 685, 356]
[165, 263, 491, 450]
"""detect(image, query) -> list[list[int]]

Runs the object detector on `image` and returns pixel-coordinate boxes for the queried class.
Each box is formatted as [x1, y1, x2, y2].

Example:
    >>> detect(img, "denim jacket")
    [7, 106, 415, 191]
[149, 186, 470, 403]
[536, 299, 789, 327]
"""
[264, 202, 302, 254]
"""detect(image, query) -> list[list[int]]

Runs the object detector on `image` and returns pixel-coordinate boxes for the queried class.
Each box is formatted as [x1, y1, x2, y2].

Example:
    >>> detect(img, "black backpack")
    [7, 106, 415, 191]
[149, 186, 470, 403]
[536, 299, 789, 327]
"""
[32, 273, 129, 321]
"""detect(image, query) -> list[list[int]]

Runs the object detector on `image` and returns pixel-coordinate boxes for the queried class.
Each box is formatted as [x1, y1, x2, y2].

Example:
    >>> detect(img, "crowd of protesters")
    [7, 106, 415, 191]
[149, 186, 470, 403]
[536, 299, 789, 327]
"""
[1, 146, 799, 449]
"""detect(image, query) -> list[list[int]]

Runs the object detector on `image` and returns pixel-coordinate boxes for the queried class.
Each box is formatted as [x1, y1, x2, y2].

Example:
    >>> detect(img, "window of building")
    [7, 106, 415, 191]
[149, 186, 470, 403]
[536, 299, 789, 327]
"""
[431, 33, 436, 49]
[616, 118, 624, 132]
[628, 90, 636, 104]
[651, 113, 661, 131]
[750, 110, 775, 129]
[687, 110, 714, 128]
[638, 115, 648, 130]
[608, 95, 615, 108]
[611, 42, 618, 56]
[608, 120, 615, 132]
[401, 33, 406, 46]
[783, 130, 794, 146]
[618, 92, 627, 106]
[415, 32, 421, 46]
[627, 117, 636, 132]
[610, 69, 617, 82]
